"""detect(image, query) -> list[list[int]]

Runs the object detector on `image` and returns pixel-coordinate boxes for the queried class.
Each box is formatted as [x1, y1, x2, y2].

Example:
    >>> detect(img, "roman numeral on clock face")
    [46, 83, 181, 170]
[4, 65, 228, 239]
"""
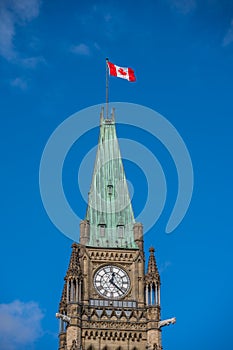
[94, 265, 130, 299]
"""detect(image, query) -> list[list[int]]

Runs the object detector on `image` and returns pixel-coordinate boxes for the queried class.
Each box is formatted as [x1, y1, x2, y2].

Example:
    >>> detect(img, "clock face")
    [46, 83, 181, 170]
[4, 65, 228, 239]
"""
[94, 265, 130, 299]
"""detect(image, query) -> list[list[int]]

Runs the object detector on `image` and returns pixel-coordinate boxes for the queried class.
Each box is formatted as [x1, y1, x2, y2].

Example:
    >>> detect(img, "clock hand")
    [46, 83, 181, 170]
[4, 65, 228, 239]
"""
[109, 272, 115, 284]
[113, 282, 124, 294]
[109, 272, 124, 294]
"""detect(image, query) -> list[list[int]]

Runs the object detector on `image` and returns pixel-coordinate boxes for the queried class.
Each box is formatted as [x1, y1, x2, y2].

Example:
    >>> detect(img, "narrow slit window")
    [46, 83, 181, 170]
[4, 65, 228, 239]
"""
[118, 225, 124, 238]
[99, 224, 106, 237]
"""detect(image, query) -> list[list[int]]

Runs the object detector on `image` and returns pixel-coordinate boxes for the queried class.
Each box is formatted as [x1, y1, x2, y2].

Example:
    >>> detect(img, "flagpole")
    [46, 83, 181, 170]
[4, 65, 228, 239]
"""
[106, 57, 109, 118]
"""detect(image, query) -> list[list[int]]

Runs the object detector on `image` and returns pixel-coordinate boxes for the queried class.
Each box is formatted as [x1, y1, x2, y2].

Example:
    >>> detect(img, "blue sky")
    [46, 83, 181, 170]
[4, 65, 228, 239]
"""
[1, 0, 233, 349]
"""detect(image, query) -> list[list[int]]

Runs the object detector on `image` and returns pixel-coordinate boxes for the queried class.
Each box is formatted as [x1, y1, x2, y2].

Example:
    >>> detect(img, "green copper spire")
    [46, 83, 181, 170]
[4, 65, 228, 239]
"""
[85, 108, 138, 249]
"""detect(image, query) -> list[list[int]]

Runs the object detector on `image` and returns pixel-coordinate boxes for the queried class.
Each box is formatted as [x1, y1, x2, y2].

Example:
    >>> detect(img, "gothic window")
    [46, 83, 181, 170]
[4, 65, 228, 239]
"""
[152, 284, 156, 304]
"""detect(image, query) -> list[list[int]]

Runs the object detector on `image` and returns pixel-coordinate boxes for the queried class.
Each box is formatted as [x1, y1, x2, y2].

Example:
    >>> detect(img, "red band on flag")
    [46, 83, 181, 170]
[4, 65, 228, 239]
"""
[107, 61, 117, 77]
[128, 67, 136, 82]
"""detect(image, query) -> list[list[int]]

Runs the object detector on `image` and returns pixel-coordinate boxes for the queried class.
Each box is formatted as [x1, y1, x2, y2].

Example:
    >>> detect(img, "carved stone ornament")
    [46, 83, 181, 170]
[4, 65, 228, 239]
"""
[70, 339, 78, 350]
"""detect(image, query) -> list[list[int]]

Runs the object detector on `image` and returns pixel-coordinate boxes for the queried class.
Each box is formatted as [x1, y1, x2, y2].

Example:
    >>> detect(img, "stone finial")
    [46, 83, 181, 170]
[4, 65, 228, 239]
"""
[145, 246, 160, 285]
[147, 247, 157, 274]
[66, 243, 80, 277]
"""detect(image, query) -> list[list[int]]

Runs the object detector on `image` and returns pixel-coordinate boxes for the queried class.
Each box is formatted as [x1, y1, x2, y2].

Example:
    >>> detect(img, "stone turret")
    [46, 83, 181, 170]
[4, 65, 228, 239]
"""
[145, 247, 161, 306]
[145, 247, 162, 350]
[64, 243, 82, 304]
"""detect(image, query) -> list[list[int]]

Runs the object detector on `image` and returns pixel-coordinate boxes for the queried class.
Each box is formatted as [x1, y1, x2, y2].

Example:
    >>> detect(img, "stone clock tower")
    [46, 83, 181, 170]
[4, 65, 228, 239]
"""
[56, 108, 175, 350]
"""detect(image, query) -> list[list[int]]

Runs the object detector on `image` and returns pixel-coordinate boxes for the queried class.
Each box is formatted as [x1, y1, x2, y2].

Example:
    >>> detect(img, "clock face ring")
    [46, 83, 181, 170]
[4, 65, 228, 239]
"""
[94, 265, 130, 299]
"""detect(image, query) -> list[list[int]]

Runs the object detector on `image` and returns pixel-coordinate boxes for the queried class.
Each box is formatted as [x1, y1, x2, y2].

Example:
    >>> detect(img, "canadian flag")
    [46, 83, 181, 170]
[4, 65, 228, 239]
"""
[107, 61, 136, 82]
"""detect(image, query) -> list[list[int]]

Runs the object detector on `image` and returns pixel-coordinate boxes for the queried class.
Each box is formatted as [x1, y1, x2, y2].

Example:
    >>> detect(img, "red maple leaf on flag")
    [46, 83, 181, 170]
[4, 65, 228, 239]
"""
[118, 68, 127, 76]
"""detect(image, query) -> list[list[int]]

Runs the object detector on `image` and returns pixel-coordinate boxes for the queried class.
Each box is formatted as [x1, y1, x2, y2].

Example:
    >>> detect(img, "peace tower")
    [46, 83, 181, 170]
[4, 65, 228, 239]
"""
[56, 108, 175, 350]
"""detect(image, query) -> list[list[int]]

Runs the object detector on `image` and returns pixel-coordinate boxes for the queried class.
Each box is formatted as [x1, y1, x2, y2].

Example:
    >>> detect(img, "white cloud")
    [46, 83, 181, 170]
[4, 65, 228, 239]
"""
[0, 7, 15, 60]
[223, 19, 233, 47]
[10, 77, 28, 90]
[0, 300, 44, 350]
[169, 0, 196, 14]
[0, 0, 41, 61]
[70, 43, 91, 56]
[9, 0, 41, 21]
